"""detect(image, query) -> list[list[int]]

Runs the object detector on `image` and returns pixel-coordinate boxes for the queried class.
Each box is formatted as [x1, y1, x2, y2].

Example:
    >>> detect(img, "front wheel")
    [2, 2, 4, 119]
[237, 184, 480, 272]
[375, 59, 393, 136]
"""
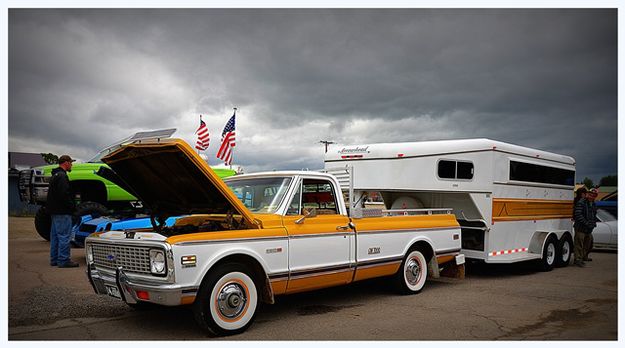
[193, 263, 258, 336]
[395, 249, 428, 294]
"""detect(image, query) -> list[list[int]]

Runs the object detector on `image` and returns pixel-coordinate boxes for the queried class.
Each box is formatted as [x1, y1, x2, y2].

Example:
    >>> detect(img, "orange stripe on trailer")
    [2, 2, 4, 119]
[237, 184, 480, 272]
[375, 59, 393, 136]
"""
[492, 198, 573, 223]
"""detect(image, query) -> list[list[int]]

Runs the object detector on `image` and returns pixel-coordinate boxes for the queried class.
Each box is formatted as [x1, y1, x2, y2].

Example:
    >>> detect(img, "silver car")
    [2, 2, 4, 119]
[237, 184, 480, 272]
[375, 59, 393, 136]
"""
[593, 208, 617, 250]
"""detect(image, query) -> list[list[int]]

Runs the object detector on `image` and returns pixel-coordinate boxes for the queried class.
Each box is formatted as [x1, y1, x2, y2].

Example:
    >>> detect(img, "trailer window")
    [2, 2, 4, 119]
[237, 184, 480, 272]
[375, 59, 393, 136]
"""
[509, 161, 574, 186]
[438, 160, 474, 180]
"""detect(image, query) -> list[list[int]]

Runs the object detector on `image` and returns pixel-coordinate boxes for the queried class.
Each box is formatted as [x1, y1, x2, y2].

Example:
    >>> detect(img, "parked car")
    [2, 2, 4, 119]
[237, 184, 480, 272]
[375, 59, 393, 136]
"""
[593, 208, 617, 250]
[595, 191, 617, 218]
[73, 215, 180, 247]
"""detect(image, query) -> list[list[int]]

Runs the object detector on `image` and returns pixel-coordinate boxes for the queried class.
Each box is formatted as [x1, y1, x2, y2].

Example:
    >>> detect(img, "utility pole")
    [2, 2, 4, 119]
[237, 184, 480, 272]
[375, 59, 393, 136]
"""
[319, 140, 335, 153]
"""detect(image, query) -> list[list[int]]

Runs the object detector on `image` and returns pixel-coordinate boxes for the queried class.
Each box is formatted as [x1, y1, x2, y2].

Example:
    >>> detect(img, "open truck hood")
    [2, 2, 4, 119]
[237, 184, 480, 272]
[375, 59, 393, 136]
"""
[101, 139, 257, 230]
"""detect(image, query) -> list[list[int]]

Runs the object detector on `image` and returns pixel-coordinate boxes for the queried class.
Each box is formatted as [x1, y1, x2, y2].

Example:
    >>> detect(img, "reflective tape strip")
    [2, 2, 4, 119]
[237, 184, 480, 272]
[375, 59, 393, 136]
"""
[490, 247, 528, 256]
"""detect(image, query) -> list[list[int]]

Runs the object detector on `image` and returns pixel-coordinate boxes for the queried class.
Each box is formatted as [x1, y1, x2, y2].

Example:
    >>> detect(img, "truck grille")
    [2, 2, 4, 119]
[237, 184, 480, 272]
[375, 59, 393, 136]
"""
[91, 243, 152, 274]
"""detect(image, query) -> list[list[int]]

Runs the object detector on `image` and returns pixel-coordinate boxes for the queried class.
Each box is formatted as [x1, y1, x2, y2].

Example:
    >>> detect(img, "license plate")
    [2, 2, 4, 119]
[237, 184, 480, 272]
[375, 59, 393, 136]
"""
[106, 285, 121, 299]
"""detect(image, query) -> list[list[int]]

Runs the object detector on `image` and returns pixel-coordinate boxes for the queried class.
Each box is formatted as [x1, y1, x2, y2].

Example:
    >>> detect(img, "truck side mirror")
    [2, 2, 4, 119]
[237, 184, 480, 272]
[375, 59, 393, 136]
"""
[295, 208, 317, 224]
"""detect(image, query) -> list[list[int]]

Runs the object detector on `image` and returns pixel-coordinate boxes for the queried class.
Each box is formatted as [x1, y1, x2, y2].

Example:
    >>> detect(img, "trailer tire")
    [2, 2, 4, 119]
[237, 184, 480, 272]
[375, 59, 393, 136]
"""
[555, 234, 573, 268]
[539, 236, 557, 272]
[34, 206, 51, 241]
[193, 263, 258, 336]
[395, 249, 428, 294]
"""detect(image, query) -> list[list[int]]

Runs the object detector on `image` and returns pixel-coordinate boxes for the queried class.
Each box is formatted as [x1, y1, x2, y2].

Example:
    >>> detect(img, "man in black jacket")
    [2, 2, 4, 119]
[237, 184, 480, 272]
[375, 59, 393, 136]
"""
[47, 155, 78, 268]
[573, 187, 597, 267]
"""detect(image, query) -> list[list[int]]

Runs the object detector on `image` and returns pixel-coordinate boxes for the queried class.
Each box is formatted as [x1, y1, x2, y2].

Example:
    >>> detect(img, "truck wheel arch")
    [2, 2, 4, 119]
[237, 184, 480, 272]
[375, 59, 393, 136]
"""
[404, 239, 437, 276]
[201, 252, 275, 305]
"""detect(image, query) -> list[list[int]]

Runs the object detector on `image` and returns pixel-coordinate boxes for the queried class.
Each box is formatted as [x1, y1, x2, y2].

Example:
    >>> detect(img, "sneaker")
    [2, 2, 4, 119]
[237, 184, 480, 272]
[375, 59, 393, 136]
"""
[50, 262, 57, 266]
[58, 261, 79, 268]
[574, 260, 586, 268]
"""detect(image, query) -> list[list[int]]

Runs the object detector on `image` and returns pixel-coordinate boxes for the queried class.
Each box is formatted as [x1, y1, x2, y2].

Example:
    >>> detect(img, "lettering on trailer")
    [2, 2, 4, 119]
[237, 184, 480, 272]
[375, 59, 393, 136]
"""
[490, 248, 528, 256]
[338, 146, 370, 154]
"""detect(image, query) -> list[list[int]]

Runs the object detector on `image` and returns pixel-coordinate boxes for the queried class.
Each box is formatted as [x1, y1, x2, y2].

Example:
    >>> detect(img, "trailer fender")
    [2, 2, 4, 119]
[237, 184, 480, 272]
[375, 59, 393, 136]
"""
[528, 231, 557, 255]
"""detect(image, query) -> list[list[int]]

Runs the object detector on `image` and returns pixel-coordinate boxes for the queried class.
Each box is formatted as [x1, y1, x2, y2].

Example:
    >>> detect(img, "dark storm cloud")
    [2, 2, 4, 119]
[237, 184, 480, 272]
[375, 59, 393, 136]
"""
[9, 8, 616, 181]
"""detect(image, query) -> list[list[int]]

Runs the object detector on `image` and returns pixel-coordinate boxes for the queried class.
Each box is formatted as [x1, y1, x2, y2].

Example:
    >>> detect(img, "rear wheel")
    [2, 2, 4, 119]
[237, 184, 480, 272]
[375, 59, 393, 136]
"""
[555, 234, 573, 267]
[395, 249, 428, 294]
[539, 236, 557, 272]
[193, 263, 259, 336]
[34, 206, 51, 241]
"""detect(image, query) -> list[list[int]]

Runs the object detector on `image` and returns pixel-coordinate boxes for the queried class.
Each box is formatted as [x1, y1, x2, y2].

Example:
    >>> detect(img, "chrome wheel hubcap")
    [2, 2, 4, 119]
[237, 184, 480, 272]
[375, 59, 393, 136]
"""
[547, 243, 556, 265]
[217, 282, 247, 319]
[562, 241, 570, 261]
[405, 258, 421, 285]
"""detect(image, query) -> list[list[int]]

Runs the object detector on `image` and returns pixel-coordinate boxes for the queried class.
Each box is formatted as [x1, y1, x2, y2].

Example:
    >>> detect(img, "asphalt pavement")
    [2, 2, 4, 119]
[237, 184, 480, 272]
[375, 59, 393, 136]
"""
[7, 217, 618, 340]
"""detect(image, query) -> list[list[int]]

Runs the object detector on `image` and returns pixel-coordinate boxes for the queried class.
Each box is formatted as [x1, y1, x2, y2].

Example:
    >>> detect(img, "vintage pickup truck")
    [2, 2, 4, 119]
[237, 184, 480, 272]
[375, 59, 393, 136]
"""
[85, 138, 464, 336]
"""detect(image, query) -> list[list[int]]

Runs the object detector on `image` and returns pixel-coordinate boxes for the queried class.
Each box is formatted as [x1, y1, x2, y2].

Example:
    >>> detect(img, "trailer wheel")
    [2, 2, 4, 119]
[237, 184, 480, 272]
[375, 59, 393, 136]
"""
[193, 263, 258, 336]
[395, 249, 428, 294]
[555, 234, 573, 267]
[539, 236, 557, 272]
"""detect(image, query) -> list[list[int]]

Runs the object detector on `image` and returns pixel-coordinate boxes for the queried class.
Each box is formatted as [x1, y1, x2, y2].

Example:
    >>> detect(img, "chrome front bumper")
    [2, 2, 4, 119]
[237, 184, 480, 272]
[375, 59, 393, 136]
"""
[87, 263, 197, 306]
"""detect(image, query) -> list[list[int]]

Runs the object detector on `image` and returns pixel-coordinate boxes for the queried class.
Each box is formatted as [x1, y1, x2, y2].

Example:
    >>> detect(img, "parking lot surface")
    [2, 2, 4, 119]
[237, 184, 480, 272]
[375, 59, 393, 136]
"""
[7, 217, 617, 340]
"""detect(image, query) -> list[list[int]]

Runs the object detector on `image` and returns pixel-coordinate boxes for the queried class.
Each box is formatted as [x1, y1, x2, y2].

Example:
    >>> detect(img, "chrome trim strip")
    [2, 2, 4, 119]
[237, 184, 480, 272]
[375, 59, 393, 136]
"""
[358, 226, 459, 235]
[435, 248, 462, 255]
[289, 265, 355, 280]
[289, 232, 353, 239]
[175, 235, 289, 246]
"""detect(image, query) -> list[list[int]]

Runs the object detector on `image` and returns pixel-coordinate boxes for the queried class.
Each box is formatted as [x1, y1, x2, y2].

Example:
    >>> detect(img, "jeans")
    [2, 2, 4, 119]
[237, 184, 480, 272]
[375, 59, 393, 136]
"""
[50, 214, 73, 265]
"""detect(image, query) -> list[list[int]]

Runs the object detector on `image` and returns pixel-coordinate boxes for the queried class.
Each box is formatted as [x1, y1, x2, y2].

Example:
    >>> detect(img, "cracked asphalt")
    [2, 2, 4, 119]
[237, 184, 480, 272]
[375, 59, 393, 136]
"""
[8, 217, 618, 340]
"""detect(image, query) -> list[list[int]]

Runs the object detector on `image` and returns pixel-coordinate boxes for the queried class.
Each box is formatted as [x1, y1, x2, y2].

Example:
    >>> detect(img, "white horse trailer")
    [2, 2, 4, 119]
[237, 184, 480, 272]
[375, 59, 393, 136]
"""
[324, 138, 576, 270]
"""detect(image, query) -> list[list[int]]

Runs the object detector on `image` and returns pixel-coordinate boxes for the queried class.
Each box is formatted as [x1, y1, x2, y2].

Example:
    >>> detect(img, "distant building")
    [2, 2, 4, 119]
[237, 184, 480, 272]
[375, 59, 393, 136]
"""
[8, 152, 47, 216]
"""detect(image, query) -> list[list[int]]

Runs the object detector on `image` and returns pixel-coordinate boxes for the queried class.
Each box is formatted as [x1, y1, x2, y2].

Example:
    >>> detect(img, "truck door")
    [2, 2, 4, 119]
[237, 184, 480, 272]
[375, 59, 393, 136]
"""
[283, 177, 353, 293]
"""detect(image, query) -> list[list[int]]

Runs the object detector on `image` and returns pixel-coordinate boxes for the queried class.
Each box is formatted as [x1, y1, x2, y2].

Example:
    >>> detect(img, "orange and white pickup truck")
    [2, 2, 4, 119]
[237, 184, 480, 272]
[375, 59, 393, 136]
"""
[85, 138, 465, 336]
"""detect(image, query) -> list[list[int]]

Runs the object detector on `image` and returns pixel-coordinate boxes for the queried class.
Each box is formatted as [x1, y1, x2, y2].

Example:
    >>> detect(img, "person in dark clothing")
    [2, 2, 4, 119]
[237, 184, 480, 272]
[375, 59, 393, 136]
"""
[573, 187, 597, 267]
[47, 155, 78, 268]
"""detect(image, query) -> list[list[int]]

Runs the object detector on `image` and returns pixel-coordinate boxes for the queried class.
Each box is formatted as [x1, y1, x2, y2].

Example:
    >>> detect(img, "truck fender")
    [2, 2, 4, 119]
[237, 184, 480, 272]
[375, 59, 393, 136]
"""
[198, 247, 276, 304]
[401, 236, 439, 278]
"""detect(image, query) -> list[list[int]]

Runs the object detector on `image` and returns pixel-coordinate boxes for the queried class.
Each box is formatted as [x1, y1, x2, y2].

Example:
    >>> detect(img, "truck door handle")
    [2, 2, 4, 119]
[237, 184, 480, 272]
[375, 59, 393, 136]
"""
[336, 222, 355, 231]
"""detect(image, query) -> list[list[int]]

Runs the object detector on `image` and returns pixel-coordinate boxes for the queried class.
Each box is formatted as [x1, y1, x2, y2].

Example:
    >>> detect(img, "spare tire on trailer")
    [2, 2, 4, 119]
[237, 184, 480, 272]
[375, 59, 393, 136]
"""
[34, 206, 51, 241]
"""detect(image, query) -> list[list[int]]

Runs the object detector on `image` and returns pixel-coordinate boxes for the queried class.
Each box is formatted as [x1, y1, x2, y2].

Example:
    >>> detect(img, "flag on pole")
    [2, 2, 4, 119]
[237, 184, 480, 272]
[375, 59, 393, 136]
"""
[195, 116, 210, 151]
[216, 111, 236, 165]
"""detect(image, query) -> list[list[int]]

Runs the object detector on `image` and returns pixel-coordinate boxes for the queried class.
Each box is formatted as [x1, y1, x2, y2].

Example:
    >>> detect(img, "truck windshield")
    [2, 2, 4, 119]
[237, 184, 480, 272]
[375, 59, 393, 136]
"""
[225, 177, 292, 214]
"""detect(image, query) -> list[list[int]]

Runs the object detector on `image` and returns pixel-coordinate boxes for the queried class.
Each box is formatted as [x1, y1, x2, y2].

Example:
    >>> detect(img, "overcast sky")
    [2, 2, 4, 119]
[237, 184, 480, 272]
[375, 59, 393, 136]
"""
[8, 9, 617, 182]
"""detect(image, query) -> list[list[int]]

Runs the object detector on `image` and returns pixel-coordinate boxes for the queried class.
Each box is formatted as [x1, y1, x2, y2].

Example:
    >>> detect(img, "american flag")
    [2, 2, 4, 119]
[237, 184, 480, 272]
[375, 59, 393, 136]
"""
[195, 117, 210, 151]
[216, 112, 236, 165]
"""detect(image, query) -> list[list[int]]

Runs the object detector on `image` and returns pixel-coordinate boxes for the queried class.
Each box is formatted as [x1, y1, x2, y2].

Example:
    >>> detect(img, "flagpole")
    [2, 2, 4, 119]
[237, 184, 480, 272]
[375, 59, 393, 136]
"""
[231, 107, 237, 170]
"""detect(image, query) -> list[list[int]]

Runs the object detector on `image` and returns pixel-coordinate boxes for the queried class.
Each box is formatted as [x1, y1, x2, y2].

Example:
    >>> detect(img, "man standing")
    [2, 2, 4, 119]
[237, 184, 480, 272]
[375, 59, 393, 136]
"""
[47, 155, 78, 268]
[573, 187, 597, 267]
[583, 188, 599, 262]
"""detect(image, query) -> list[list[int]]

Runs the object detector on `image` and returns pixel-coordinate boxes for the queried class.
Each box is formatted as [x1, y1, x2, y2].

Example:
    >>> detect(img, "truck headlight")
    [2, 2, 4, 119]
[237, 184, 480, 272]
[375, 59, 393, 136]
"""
[86, 244, 93, 264]
[150, 249, 166, 275]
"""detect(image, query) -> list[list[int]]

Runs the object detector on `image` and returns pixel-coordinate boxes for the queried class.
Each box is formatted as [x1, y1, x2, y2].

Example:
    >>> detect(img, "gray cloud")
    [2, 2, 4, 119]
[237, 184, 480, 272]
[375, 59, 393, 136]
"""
[9, 8, 617, 182]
